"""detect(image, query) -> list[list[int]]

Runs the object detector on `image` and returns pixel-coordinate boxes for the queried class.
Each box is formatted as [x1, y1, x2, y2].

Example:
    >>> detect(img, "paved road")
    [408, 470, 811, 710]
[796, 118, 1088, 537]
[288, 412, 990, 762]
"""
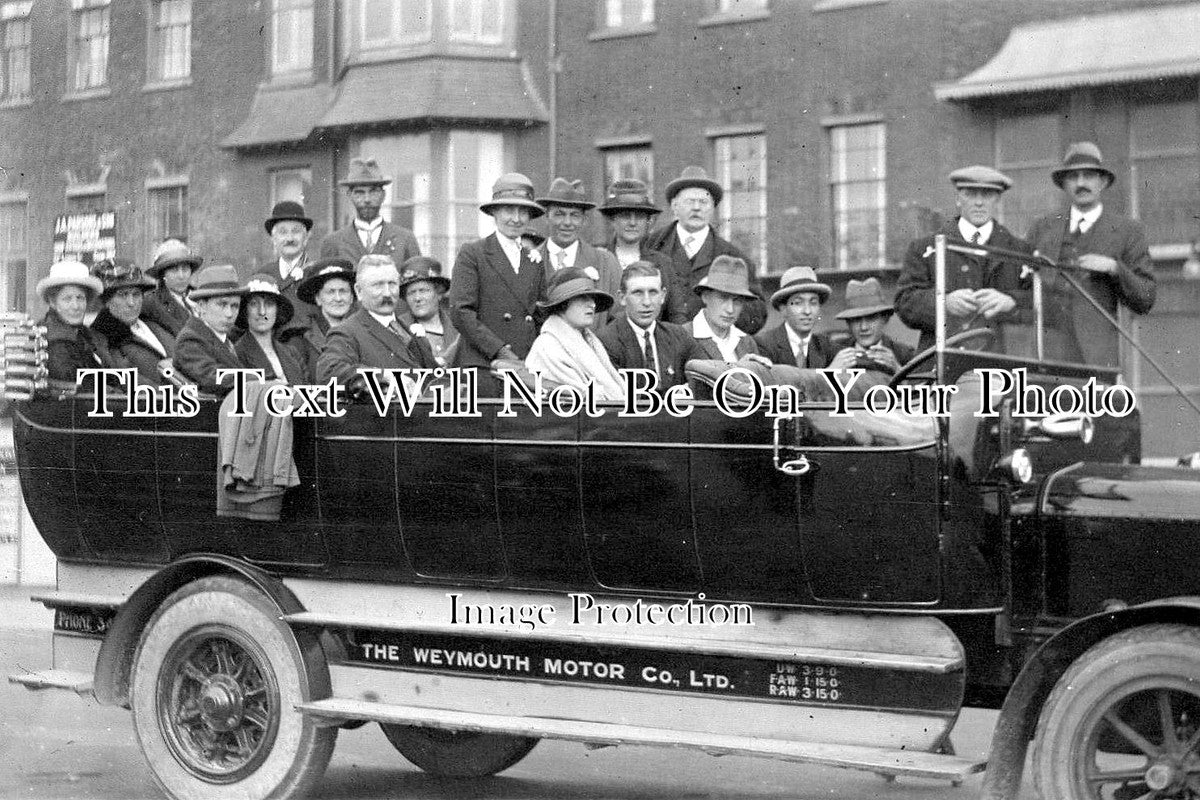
[0, 594, 1035, 799]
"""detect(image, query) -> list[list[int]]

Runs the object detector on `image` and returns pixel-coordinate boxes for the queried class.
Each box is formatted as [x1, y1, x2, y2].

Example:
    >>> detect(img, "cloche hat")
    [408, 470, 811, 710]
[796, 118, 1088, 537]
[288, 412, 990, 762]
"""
[236, 273, 295, 329]
[537, 266, 614, 313]
[598, 178, 660, 216]
[148, 239, 202, 279]
[398, 256, 450, 295]
[296, 257, 356, 305]
[480, 173, 545, 218]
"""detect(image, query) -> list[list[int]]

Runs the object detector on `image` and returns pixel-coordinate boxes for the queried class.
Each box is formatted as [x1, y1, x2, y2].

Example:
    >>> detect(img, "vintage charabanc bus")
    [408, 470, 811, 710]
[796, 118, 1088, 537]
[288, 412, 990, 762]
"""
[7, 237, 1200, 800]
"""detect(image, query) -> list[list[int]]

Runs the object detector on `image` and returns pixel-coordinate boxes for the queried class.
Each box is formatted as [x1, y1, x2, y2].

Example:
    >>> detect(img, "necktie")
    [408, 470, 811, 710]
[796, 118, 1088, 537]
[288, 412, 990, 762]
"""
[971, 231, 981, 245]
[642, 329, 654, 372]
[800, 337, 809, 365]
[388, 320, 405, 338]
[555, 250, 567, 270]
[684, 234, 698, 258]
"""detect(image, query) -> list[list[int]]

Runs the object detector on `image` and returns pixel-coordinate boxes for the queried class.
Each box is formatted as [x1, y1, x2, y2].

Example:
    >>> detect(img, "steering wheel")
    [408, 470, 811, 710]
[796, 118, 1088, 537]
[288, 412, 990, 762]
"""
[888, 328, 996, 388]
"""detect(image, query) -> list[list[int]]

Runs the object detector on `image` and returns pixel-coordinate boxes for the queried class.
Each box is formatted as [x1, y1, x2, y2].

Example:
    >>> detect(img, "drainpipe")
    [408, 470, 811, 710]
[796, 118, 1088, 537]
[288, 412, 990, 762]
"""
[548, 0, 557, 178]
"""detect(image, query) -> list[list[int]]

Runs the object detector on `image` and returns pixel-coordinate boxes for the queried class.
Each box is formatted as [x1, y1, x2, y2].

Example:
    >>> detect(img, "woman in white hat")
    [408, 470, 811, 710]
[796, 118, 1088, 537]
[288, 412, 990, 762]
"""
[234, 273, 308, 384]
[36, 260, 118, 385]
[525, 267, 624, 401]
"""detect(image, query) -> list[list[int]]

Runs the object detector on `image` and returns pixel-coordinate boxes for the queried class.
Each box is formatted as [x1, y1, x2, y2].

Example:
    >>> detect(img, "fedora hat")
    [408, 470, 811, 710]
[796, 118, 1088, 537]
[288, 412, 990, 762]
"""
[598, 178, 660, 216]
[836, 278, 894, 320]
[338, 157, 392, 187]
[1052, 141, 1116, 188]
[949, 165, 1012, 193]
[398, 255, 450, 295]
[665, 166, 723, 206]
[189, 264, 248, 301]
[694, 255, 757, 299]
[480, 172, 545, 218]
[236, 273, 295, 329]
[148, 238, 202, 279]
[536, 266, 615, 313]
[36, 260, 103, 303]
[770, 265, 831, 307]
[296, 257, 356, 305]
[263, 200, 313, 234]
[92, 258, 155, 299]
[536, 178, 597, 211]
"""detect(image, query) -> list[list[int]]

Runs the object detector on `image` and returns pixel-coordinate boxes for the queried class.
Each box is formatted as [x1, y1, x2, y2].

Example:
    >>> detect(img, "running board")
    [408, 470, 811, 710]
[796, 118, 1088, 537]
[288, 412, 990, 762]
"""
[296, 698, 986, 781]
[10, 669, 94, 694]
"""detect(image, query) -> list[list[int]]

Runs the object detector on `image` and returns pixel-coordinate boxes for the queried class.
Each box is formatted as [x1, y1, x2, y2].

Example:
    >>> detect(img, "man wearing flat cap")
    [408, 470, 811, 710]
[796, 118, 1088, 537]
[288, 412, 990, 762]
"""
[754, 266, 836, 368]
[896, 165, 1033, 353]
[319, 157, 421, 265]
[535, 178, 622, 331]
[448, 172, 549, 388]
[643, 166, 767, 334]
[598, 178, 687, 324]
[1026, 142, 1155, 368]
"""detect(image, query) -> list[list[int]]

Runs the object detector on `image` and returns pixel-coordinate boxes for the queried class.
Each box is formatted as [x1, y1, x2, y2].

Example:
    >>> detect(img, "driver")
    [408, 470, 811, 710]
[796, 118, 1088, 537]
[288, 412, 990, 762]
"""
[828, 278, 914, 375]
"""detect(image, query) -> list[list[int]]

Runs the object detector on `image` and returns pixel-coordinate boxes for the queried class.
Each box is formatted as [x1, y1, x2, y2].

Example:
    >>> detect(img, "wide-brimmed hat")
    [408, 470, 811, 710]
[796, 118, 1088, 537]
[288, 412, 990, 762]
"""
[949, 165, 1012, 193]
[537, 266, 615, 312]
[770, 265, 831, 307]
[296, 257, 356, 305]
[93, 258, 155, 299]
[148, 238, 202, 279]
[536, 178, 597, 211]
[399, 256, 450, 295]
[338, 157, 392, 187]
[598, 178, 660, 216]
[36, 260, 103, 303]
[1051, 141, 1116, 188]
[189, 264, 249, 301]
[263, 200, 313, 234]
[694, 255, 756, 300]
[480, 172, 545, 218]
[665, 166, 723, 206]
[236, 273, 295, 329]
[836, 278, 894, 320]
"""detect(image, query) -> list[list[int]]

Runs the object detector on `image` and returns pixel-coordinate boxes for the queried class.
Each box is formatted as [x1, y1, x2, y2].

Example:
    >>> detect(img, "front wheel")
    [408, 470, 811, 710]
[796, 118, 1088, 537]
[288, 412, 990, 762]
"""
[380, 723, 538, 778]
[130, 576, 336, 799]
[1032, 624, 1200, 799]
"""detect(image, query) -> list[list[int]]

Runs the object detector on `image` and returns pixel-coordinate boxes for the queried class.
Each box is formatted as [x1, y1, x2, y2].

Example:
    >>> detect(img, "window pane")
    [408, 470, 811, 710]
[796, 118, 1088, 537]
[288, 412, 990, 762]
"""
[154, 0, 190, 80]
[605, 0, 652, 27]
[357, 133, 432, 253]
[446, 130, 503, 270]
[2, 17, 30, 100]
[270, 168, 312, 206]
[718, 0, 766, 12]
[361, 0, 394, 45]
[147, 186, 189, 257]
[603, 146, 654, 194]
[450, 0, 504, 44]
[398, 0, 431, 40]
[715, 133, 767, 272]
[272, 0, 313, 74]
[0, 202, 26, 312]
[995, 113, 1060, 238]
[830, 123, 885, 271]
[74, 7, 109, 90]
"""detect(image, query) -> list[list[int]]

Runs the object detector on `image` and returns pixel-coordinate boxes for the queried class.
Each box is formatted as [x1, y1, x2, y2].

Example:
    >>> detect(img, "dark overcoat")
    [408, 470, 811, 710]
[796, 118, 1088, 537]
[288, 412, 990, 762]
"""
[90, 308, 174, 386]
[318, 222, 420, 266]
[754, 324, 836, 369]
[315, 306, 426, 387]
[174, 316, 244, 396]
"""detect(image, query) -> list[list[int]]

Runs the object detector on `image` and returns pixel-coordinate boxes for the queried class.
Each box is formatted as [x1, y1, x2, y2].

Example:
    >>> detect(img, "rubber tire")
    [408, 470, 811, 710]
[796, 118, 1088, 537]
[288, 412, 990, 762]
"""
[380, 723, 538, 778]
[1031, 623, 1200, 800]
[130, 576, 336, 800]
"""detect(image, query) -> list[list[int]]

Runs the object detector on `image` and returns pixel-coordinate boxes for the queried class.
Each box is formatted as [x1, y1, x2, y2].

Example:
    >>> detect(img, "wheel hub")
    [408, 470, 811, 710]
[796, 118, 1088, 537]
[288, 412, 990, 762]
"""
[199, 675, 245, 732]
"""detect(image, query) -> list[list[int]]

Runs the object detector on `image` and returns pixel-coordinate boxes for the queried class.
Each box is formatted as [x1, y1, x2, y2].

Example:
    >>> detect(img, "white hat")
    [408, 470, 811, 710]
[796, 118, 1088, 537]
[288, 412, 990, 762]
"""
[36, 260, 103, 303]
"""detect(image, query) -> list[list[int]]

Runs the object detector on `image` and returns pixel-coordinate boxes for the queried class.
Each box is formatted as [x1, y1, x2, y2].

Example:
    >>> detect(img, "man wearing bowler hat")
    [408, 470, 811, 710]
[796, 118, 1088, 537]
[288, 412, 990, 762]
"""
[319, 157, 421, 265]
[828, 278, 914, 374]
[264, 200, 314, 293]
[448, 172, 549, 384]
[1026, 142, 1155, 368]
[142, 238, 202, 337]
[643, 166, 767, 334]
[754, 266, 836, 368]
[598, 178, 687, 324]
[896, 165, 1033, 353]
[535, 177, 622, 331]
[173, 264, 248, 395]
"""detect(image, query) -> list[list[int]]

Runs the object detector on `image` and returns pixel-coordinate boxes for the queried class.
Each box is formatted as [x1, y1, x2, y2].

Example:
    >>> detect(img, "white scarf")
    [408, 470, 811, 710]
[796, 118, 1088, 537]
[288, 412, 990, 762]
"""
[525, 314, 625, 401]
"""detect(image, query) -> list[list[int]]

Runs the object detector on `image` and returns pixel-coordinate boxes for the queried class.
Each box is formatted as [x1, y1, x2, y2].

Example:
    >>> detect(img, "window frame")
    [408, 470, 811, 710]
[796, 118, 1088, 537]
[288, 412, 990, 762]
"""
[146, 0, 192, 87]
[992, 110, 1062, 239]
[598, 140, 654, 197]
[67, 0, 111, 98]
[0, 197, 27, 313]
[712, 128, 769, 273]
[145, 176, 190, 261]
[269, 0, 315, 78]
[0, 2, 32, 106]
[448, 0, 506, 46]
[589, 0, 656, 40]
[1128, 98, 1200, 248]
[826, 118, 887, 272]
[269, 166, 314, 209]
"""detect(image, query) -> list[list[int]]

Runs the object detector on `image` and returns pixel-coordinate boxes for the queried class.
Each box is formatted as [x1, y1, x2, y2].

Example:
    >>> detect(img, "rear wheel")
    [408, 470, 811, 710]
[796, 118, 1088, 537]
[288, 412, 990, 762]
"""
[380, 724, 538, 778]
[1032, 624, 1200, 799]
[130, 576, 336, 799]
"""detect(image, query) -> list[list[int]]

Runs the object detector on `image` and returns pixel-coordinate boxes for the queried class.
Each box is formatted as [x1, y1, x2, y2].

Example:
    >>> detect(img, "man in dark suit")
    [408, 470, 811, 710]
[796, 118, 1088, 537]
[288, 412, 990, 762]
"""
[1026, 142, 1156, 368]
[316, 255, 433, 395]
[141, 239, 201, 337]
[598, 261, 700, 391]
[754, 266, 837, 368]
[535, 177, 622, 331]
[598, 178, 687, 324]
[173, 264, 247, 396]
[318, 158, 421, 266]
[448, 173, 549, 387]
[896, 165, 1033, 353]
[829, 278, 915, 376]
[264, 200, 314, 301]
[643, 166, 767, 334]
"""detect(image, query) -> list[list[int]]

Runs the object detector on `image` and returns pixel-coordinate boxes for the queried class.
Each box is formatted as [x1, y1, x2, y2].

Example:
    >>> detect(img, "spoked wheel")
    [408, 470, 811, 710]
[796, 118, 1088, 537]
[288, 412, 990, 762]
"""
[131, 576, 336, 799]
[1033, 624, 1200, 799]
[380, 723, 538, 778]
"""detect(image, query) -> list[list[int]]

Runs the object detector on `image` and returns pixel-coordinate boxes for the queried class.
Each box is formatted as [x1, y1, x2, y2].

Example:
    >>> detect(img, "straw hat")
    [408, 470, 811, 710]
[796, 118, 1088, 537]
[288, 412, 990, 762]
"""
[769, 266, 831, 307]
[36, 260, 103, 302]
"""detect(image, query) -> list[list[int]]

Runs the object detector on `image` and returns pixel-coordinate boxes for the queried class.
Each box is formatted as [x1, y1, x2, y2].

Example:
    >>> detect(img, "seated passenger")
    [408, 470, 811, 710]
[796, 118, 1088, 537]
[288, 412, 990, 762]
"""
[234, 274, 309, 384]
[690, 255, 765, 363]
[174, 265, 248, 395]
[754, 266, 836, 368]
[141, 239, 202, 337]
[397, 256, 460, 367]
[828, 278, 915, 375]
[525, 267, 624, 400]
[36, 260, 118, 385]
[280, 257, 356, 380]
[90, 259, 175, 386]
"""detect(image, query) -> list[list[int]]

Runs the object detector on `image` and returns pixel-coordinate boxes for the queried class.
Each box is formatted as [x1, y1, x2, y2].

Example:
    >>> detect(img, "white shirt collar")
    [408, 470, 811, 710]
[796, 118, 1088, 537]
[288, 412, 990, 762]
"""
[958, 218, 995, 244]
[785, 323, 810, 358]
[496, 233, 522, 270]
[1071, 203, 1103, 233]
[368, 310, 397, 330]
[546, 239, 579, 261]
[676, 223, 709, 254]
[279, 255, 304, 279]
[627, 316, 656, 338]
[354, 216, 383, 233]
[691, 310, 744, 363]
